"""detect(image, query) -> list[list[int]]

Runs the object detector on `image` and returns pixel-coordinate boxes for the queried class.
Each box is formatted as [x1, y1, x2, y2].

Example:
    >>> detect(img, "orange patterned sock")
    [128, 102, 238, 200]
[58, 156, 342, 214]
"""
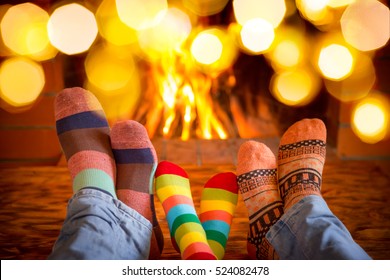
[278, 118, 326, 212]
[237, 141, 283, 259]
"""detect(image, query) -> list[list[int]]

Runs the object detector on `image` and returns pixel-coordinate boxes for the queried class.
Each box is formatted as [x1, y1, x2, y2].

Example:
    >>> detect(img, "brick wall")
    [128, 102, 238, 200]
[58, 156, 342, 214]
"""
[0, 58, 64, 167]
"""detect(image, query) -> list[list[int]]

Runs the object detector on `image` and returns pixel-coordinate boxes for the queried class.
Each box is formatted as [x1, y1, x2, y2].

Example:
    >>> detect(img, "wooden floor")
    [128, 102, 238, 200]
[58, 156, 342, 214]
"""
[0, 139, 390, 260]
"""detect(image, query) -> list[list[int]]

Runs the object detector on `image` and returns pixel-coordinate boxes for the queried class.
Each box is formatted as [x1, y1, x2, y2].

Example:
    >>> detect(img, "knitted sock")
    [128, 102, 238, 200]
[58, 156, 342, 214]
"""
[278, 118, 326, 212]
[110, 120, 163, 259]
[155, 161, 216, 260]
[199, 172, 238, 260]
[237, 141, 283, 259]
[55, 87, 116, 197]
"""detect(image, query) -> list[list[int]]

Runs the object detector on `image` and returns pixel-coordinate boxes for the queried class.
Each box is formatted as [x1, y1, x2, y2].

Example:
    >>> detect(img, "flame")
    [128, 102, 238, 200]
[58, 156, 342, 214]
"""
[147, 52, 229, 140]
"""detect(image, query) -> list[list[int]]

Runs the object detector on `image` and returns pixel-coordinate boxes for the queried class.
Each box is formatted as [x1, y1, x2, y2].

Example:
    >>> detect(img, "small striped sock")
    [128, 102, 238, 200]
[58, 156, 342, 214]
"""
[155, 161, 216, 260]
[199, 172, 238, 260]
[55, 87, 116, 198]
[111, 120, 163, 259]
[237, 141, 283, 259]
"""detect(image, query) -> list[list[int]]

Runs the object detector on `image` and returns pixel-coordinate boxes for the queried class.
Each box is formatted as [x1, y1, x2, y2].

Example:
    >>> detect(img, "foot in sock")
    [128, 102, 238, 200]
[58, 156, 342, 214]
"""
[199, 172, 238, 260]
[55, 87, 116, 197]
[237, 141, 284, 259]
[155, 161, 216, 260]
[110, 120, 163, 259]
[278, 118, 326, 212]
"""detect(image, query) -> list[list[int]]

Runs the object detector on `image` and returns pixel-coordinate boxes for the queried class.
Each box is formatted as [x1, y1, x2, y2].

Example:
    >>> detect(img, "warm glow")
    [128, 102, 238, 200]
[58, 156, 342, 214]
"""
[116, 0, 168, 30]
[324, 53, 375, 102]
[296, 0, 332, 25]
[96, 0, 138, 46]
[302, 0, 329, 12]
[0, 57, 45, 107]
[183, 0, 229, 16]
[0, 3, 56, 60]
[272, 40, 301, 68]
[266, 25, 306, 71]
[352, 95, 389, 144]
[318, 44, 354, 80]
[327, 0, 355, 8]
[191, 32, 223, 65]
[240, 18, 275, 54]
[48, 3, 98, 55]
[271, 68, 320, 106]
[85, 44, 136, 92]
[85, 78, 141, 122]
[341, 0, 390, 51]
[138, 8, 192, 57]
[233, 0, 286, 28]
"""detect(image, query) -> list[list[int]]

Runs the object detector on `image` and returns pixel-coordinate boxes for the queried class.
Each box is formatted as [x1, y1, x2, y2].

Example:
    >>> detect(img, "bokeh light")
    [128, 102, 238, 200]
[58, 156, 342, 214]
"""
[183, 0, 229, 16]
[324, 53, 375, 102]
[318, 43, 354, 80]
[233, 0, 286, 28]
[341, 0, 390, 51]
[0, 3, 56, 60]
[272, 40, 300, 68]
[327, 0, 355, 8]
[48, 3, 98, 55]
[191, 31, 223, 65]
[138, 7, 192, 58]
[270, 67, 321, 106]
[352, 94, 389, 144]
[116, 0, 168, 30]
[296, 0, 333, 26]
[85, 44, 136, 92]
[266, 26, 306, 70]
[85, 77, 141, 122]
[0, 57, 45, 107]
[96, 0, 138, 46]
[190, 28, 238, 74]
[240, 18, 275, 54]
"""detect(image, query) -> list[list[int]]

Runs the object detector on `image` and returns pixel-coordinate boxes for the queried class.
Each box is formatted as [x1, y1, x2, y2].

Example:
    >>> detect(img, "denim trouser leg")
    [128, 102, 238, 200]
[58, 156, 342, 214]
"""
[48, 189, 152, 260]
[266, 195, 371, 260]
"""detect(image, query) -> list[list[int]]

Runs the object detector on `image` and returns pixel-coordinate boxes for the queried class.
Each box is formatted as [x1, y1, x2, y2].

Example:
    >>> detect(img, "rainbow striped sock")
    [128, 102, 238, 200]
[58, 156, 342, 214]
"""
[199, 172, 238, 259]
[54, 87, 116, 198]
[111, 120, 163, 259]
[155, 161, 216, 260]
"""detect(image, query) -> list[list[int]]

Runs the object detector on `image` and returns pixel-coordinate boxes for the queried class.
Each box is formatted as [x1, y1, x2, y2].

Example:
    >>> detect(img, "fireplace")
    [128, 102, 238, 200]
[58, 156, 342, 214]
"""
[0, 0, 389, 166]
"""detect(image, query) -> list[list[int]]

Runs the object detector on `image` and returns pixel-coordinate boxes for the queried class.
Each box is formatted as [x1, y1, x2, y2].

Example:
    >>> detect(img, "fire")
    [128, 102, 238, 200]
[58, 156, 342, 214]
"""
[145, 53, 229, 140]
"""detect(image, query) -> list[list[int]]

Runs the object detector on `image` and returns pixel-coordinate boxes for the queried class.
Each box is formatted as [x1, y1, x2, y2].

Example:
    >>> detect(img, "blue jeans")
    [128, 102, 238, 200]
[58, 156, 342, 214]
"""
[266, 195, 372, 260]
[48, 189, 152, 260]
[49, 190, 370, 260]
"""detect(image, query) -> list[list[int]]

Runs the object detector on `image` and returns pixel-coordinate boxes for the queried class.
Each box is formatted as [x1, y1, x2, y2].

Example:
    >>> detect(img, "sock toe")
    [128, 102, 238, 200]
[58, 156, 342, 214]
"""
[280, 118, 326, 145]
[237, 141, 277, 175]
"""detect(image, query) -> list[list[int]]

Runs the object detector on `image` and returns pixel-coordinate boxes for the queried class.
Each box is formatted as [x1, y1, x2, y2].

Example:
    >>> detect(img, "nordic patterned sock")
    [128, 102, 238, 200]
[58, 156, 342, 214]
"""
[110, 120, 163, 259]
[155, 161, 216, 260]
[237, 141, 283, 259]
[55, 87, 116, 198]
[199, 172, 238, 260]
[278, 118, 326, 212]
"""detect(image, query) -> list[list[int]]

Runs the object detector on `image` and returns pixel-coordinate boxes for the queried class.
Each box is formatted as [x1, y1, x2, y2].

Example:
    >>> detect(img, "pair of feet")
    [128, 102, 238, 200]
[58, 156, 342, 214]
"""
[236, 118, 326, 259]
[55, 87, 239, 260]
